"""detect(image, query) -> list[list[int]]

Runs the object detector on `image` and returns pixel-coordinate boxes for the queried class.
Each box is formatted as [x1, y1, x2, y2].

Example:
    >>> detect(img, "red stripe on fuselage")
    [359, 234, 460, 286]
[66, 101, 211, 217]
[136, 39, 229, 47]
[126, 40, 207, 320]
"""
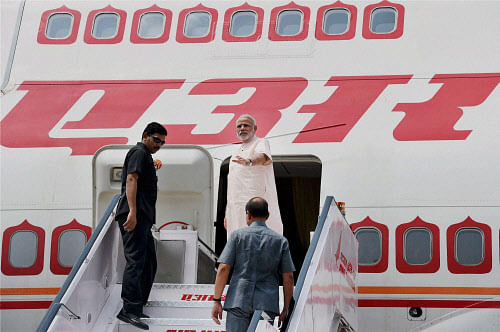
[359, 299, 500, 309]
[0, 301, 52, 310]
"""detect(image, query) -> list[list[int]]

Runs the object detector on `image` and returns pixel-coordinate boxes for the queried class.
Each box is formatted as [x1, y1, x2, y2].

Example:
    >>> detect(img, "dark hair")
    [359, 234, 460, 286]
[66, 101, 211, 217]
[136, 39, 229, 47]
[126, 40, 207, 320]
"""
[245, 197, 269, 219]
[143, 122, 167, 138]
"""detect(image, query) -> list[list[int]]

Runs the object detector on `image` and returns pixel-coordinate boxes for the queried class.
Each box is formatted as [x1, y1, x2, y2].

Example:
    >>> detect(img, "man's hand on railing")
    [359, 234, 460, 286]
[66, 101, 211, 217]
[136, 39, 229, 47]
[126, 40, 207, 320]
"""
[279, 271, 294, 329]
[278, 307, 288, 329]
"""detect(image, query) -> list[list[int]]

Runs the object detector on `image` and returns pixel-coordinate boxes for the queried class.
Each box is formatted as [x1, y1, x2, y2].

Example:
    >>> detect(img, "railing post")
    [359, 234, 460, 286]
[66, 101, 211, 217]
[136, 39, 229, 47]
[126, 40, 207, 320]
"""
[247, 310, 264, 332]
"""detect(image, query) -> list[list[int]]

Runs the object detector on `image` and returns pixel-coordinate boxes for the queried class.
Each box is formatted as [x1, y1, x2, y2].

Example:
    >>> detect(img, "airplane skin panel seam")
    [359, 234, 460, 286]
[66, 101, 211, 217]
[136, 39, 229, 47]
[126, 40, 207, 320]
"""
[12, 74, 500, 85]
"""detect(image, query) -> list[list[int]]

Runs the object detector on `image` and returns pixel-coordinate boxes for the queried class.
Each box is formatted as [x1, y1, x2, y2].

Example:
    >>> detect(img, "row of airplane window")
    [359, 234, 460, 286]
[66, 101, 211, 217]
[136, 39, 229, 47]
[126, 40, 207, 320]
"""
[352, 217, 495, 274]
[38, 2, 404, 44]
[2, 217, 496, 276]
[2, 219, 91, 276]
[10, 229, 85, 268]
[357, 227, 483, 265]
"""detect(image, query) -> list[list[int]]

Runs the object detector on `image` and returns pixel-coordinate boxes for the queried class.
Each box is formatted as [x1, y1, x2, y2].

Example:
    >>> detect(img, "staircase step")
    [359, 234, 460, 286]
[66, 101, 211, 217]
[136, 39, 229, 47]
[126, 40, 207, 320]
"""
[148, 283, 284, 304]
[148, 283, 222, 302]
[144, 301, 216, 318]
[107, 284, 285, 331]
[118, 318, 226, 332]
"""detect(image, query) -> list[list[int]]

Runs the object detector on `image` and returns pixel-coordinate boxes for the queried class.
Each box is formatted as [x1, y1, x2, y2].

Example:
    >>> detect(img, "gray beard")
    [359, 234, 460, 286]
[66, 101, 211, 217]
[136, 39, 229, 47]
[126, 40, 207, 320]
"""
[237, 132, 253, 142]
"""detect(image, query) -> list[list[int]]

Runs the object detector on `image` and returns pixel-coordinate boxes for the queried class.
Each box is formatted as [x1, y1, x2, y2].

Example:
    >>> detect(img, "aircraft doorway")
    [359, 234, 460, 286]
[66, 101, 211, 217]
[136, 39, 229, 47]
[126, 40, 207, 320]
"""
[215, 155, 322, 277]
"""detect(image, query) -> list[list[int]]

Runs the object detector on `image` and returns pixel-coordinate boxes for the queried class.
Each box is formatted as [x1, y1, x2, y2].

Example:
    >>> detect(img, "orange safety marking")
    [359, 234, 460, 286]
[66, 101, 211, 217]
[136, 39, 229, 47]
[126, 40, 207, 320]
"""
[358, 286, 500, 295]
[0, 288, 60, 295]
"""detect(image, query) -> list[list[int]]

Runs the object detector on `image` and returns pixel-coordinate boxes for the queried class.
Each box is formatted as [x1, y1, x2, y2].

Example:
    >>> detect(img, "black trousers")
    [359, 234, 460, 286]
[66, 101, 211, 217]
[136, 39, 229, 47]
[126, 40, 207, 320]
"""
[117, 216, 157, 315]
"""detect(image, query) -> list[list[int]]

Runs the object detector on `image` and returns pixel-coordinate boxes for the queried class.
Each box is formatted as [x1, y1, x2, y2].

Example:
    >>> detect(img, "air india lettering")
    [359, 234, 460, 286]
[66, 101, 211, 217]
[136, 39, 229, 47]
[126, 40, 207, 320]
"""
[1, 74, 498, 155]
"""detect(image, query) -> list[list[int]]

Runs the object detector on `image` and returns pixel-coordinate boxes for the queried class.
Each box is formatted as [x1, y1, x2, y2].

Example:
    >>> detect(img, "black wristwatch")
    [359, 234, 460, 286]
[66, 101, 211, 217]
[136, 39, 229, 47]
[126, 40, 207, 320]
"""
[212, 297, 222, 302]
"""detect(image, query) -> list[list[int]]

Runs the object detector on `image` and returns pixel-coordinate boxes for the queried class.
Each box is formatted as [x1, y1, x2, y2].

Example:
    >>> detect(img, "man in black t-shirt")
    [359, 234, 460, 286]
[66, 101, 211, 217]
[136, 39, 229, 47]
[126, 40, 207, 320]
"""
[115, 122, 166, 330]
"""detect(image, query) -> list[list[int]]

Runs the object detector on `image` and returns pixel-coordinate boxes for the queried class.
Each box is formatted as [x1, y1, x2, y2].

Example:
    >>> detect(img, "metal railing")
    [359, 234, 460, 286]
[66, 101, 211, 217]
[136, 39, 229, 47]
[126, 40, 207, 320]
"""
[37, 195, 120, 332]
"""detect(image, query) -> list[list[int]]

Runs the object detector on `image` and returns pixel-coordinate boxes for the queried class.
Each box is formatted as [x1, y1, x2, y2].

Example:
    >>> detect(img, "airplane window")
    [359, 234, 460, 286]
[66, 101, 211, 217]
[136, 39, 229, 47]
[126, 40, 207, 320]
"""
[355, 228, 382, 265]
[323, 8, 349, 35]
[138, 12, 166, 39]
[92, 13, 119, 39]
[455, 228, 484, 265]
[277, 10, 303, 36]
[184, 12, 211, 38]
[230, 11, 257, 37]
[370, 7, 397, 34]
[58, 230, 87, 267]
[9, 231, 38, 268]
[404, 228, 432, 265]
[46, 13, 73, 39]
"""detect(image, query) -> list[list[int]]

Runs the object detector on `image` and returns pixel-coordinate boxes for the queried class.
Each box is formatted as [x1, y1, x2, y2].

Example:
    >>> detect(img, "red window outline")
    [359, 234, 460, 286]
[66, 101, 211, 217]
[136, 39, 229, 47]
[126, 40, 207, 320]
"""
[222, 3, 264, 42]
[351, 217, 388, 273]
[50, 219, 92, 275]
[1, 220, 45, 275]
[447, 217, 492, 274]
[84, 5, 127, 44]
[269, 2, 310, 41]
[176, 4, 218, 44]
[37, 6, 81, 44]
[362, 0, 404, 39]
[316, 1, 357, 41]
[130, 5, 172, 44]
[396, 217, 439, 273]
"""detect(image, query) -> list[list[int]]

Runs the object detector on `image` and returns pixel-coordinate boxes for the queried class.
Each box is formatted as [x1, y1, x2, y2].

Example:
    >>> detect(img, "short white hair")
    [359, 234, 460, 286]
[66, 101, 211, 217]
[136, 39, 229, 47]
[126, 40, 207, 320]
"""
[237, 114, 256, 127]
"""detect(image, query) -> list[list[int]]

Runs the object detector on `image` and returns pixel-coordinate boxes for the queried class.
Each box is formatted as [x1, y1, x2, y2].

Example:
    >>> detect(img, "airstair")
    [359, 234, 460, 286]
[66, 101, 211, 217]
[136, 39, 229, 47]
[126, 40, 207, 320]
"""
[93, 283, 230, 331]
[37, 145, 358, 332]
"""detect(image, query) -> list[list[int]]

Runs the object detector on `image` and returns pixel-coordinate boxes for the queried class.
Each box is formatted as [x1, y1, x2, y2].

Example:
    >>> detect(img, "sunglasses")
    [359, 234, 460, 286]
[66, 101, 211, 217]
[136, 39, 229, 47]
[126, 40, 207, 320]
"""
[151, 135, 165, 145]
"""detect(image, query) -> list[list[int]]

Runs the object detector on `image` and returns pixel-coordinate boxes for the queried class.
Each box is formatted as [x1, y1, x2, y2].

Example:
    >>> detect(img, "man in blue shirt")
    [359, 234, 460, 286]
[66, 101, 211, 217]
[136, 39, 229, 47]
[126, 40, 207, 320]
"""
[212, 197, 295, 331]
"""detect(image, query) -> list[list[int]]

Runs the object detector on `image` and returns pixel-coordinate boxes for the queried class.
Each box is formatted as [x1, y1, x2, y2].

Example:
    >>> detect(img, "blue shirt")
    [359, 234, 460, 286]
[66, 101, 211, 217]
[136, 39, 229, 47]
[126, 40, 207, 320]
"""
[218, 220, 295, 314]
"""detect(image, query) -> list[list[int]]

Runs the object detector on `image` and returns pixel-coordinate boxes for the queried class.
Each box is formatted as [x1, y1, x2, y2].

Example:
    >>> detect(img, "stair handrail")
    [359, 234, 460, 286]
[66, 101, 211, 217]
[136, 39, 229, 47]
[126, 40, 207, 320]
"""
[290, 196, 333, 306]
[283, 196, 333, 331]
[247, 309, 280, 331]
[36, 194, 120, 332]
[247, 310, 264, 331]
[284, 195, 358, 331]
[198, 236, 219, 264]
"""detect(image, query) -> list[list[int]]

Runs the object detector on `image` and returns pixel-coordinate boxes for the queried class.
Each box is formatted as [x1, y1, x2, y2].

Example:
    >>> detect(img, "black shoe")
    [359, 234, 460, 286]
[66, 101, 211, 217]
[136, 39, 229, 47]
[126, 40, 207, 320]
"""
[140, 313, 150, 318]
[117, 309, 149, 330]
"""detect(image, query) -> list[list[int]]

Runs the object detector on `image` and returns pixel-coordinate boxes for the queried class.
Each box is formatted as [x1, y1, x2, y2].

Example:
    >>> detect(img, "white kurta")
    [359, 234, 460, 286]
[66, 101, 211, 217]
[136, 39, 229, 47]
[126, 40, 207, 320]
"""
[225, 136, 283, 238]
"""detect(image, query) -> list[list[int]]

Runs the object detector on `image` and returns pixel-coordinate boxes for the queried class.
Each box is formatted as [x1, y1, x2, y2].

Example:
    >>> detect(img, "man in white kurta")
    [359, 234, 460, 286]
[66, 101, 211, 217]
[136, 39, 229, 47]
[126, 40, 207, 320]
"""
[225, 115, 283, 238]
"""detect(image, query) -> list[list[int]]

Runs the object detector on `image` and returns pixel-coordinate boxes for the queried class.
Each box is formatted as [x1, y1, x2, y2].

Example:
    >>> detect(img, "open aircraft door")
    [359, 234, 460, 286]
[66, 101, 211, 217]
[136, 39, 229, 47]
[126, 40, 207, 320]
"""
[92, 145, 215, 283]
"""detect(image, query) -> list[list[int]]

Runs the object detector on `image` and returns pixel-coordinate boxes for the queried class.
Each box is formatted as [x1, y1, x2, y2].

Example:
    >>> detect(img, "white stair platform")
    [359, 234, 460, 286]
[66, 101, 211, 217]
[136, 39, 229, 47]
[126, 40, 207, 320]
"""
[148, 283, 223, 302]
[91, 283, 283, 331]
[145, 300, 215, 317]
[118, 318, 226, 332]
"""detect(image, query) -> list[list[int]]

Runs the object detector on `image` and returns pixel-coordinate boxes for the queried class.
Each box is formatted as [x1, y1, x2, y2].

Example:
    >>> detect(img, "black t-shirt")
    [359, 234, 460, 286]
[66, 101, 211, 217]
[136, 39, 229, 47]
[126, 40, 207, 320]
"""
[115, 142, 157, 224]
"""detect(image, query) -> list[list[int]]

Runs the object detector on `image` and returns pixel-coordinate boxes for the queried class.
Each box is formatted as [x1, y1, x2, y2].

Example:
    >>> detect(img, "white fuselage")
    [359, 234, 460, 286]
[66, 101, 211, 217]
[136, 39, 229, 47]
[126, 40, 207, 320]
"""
[1, 1, 499, 331]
